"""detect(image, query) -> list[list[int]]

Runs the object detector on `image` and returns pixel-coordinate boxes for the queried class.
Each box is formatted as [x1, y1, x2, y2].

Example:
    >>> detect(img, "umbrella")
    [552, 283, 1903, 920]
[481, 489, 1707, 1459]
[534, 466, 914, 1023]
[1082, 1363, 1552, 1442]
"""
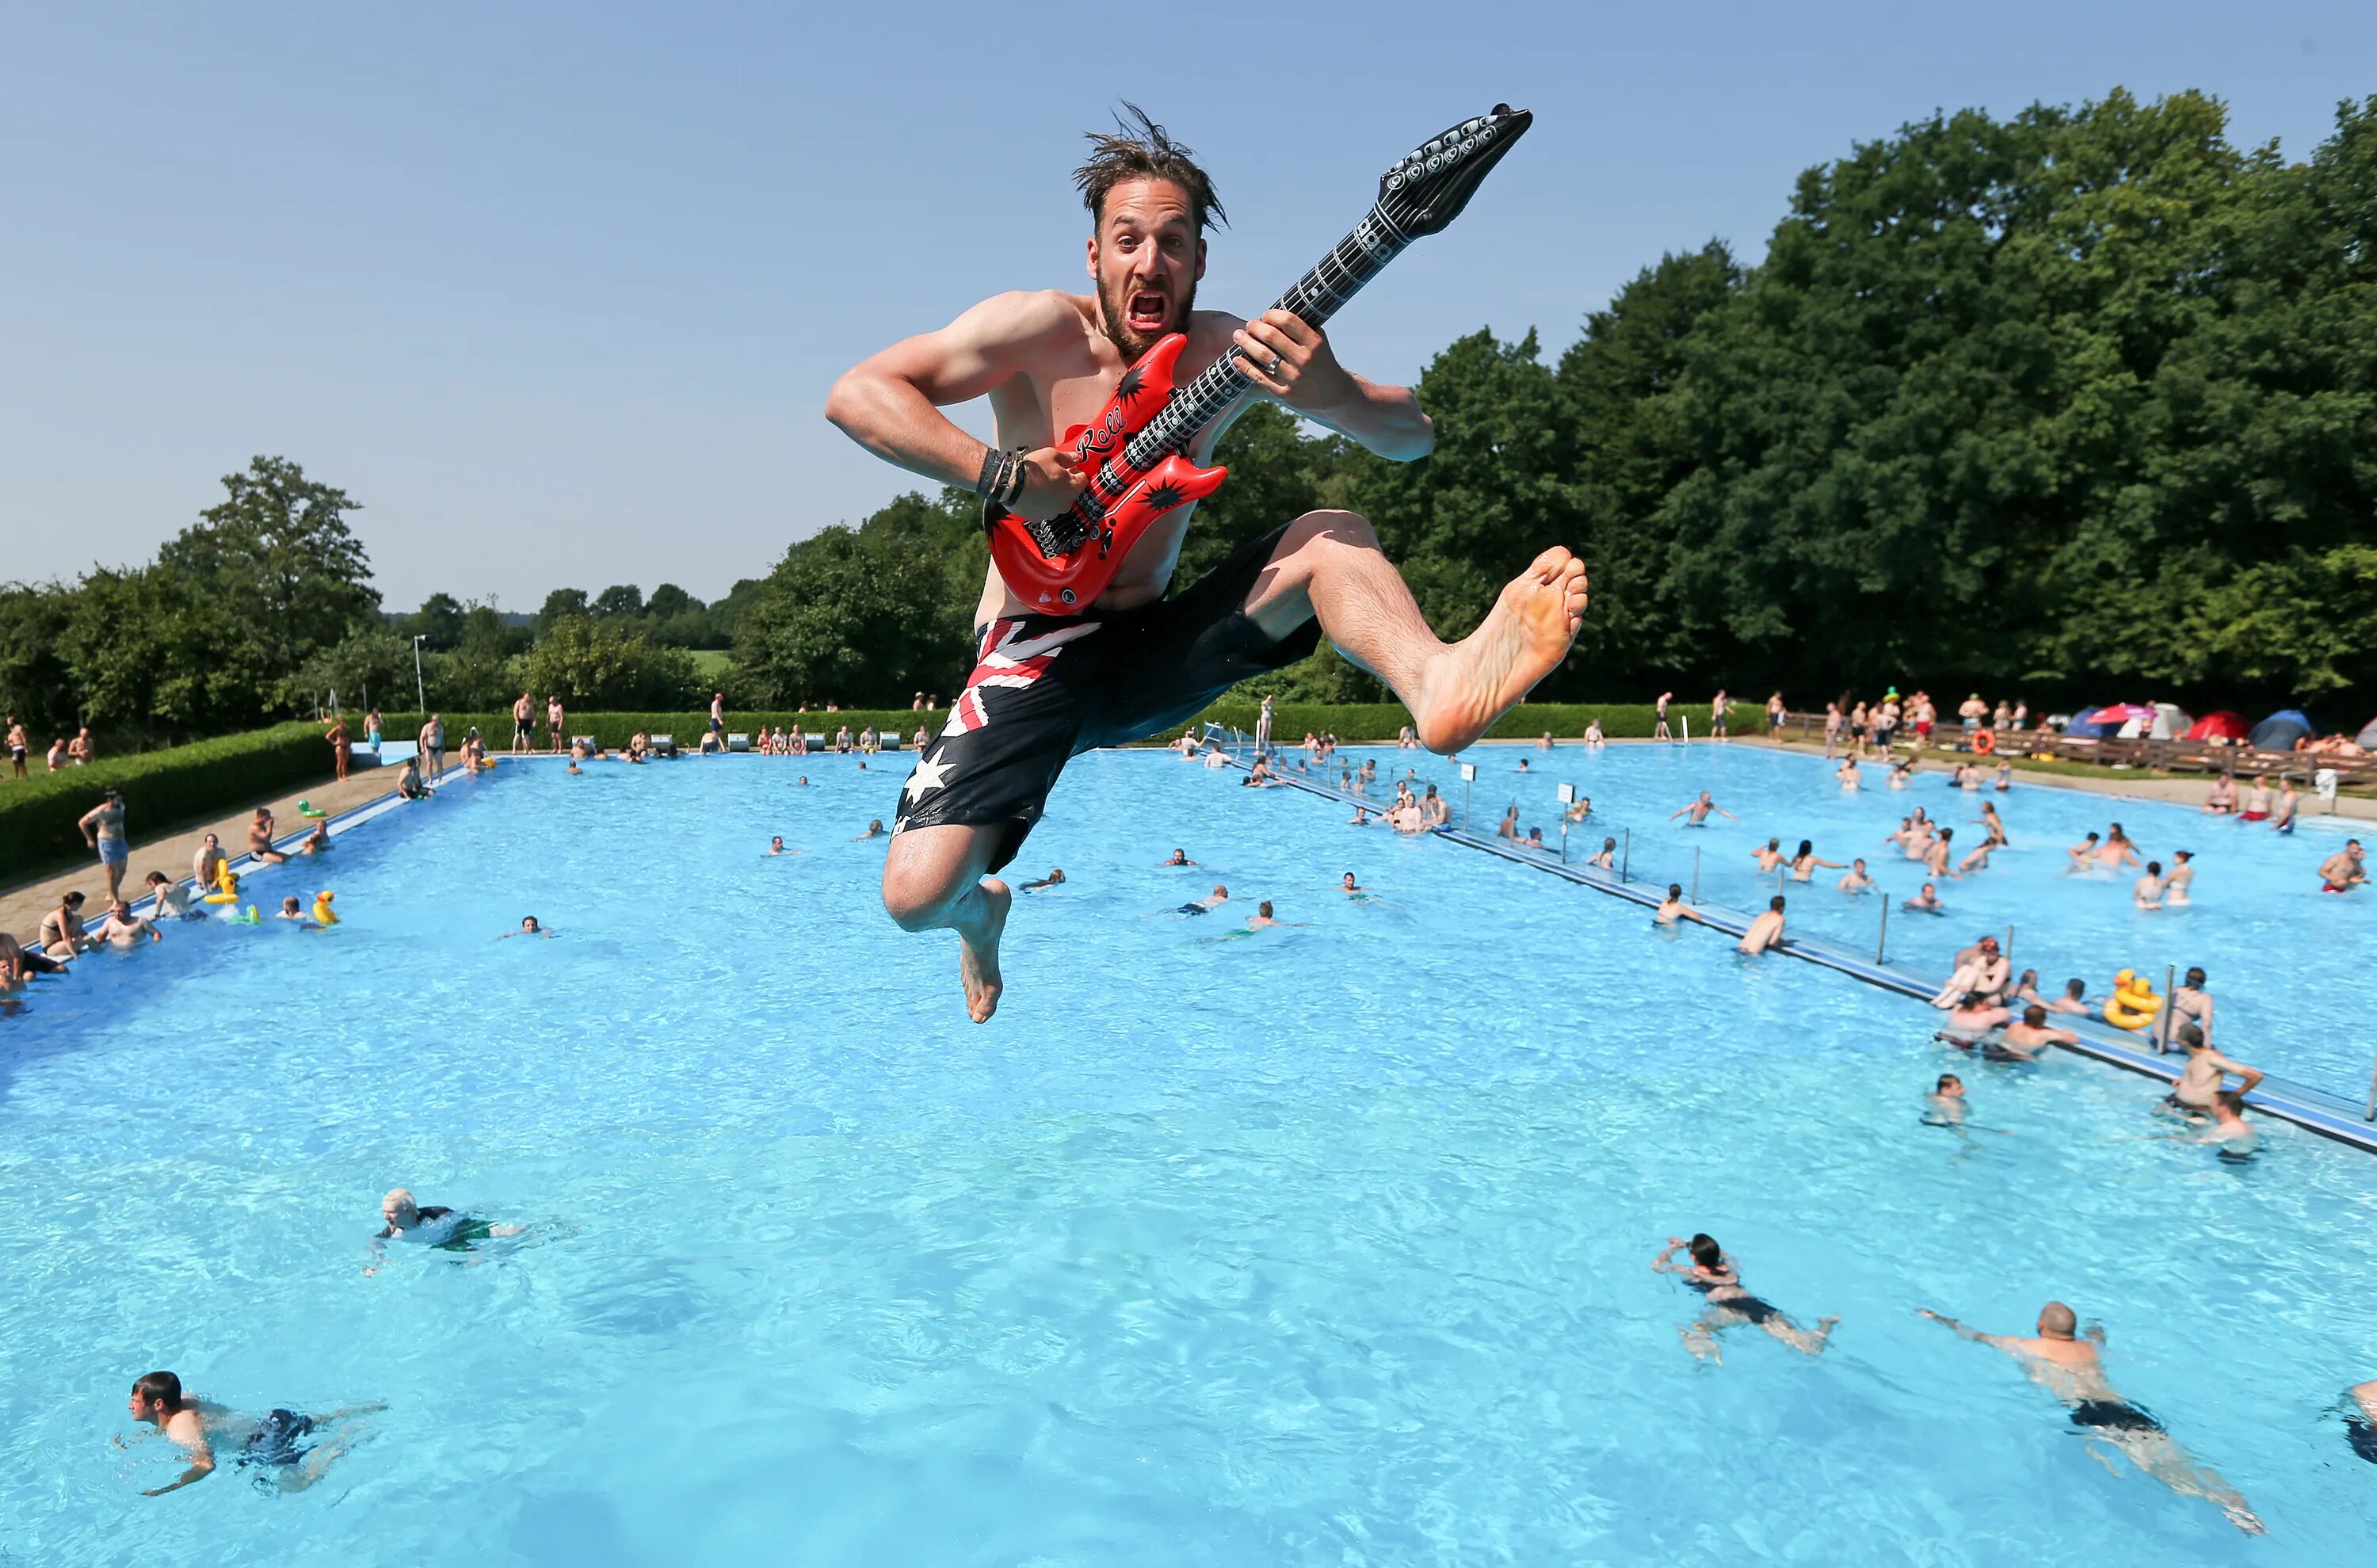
[2070, 703, 2147, 739]
[2248, 709, 2314, 752]
[2355, 715, 2377, 750]
[2184, 711, 2249, 742]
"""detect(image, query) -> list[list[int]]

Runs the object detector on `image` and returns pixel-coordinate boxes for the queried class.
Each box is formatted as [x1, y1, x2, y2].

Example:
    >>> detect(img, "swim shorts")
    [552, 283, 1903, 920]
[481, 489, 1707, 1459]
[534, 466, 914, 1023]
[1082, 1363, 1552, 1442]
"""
[238, 1409, 315, 1468]
[2347, 1415, 2377, 1464]
[99, 838, 128, 867]
[895, 522, 1322, 872]
[2068, 1399, 2162, 1434]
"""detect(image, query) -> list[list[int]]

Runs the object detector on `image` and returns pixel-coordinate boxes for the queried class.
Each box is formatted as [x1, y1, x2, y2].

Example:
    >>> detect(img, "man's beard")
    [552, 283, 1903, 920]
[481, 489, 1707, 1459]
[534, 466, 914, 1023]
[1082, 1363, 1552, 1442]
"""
[1097, 274, 1197, 361]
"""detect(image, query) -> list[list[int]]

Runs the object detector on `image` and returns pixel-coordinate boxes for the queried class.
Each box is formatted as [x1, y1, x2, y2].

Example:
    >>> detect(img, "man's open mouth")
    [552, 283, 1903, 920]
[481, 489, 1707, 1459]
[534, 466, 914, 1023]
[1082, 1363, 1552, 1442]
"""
[1126, 289, 1169, 330]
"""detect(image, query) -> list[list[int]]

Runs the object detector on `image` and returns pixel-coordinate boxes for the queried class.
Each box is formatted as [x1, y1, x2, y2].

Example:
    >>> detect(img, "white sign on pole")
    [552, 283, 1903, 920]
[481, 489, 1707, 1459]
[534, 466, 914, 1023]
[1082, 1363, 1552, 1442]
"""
[1459, 763, 1477, 782]
[1557, 782, 1576, 803]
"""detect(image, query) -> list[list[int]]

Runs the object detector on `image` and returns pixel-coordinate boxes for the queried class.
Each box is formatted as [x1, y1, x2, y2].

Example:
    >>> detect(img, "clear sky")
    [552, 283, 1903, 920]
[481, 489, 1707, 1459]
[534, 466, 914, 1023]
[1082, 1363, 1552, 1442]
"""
[4, 2, 2371, 610]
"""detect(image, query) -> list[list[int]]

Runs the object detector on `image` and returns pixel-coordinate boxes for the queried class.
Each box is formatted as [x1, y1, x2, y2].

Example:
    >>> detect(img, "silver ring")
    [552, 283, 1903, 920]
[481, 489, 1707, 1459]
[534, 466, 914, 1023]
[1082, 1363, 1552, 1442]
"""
[1265, 353, 1284, 376]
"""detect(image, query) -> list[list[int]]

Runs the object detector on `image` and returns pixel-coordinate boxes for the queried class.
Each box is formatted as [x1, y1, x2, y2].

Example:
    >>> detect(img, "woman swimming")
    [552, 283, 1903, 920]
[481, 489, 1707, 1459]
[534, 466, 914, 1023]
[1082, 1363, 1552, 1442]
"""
[1654, 1233, 1837, 1362]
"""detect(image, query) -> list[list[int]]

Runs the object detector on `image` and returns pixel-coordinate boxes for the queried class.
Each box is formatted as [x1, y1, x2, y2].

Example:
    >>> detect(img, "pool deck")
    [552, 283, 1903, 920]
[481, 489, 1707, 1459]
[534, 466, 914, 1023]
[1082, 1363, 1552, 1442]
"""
[1224, 746, 2377, 1156]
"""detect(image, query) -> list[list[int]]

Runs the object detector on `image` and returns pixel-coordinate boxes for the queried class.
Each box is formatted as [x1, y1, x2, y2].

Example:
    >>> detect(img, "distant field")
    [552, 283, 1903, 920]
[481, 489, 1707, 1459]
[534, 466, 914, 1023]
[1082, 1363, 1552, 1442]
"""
[689, 649, 732, 675]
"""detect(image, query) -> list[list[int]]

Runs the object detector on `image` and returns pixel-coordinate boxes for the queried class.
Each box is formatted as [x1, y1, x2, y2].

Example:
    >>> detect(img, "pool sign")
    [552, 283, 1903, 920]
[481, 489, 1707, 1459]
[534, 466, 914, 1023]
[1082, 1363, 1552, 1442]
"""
[1459, 762, 1477, 781]
[1557, 782, 1575, 803]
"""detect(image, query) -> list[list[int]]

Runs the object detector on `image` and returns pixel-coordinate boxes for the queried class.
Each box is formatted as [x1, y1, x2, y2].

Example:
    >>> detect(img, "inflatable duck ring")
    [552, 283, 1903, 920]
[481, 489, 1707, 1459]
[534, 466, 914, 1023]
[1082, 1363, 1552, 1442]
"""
[2101, 968, 2160, 1031]
[202, 866, 242, 905]
[311, 890, 338, 925]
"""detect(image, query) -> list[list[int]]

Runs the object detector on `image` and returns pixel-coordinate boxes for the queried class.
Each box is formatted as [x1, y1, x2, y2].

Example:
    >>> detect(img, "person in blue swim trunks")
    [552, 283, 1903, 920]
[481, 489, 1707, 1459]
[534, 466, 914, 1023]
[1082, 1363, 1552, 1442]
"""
[122, 1372, 379, 1495]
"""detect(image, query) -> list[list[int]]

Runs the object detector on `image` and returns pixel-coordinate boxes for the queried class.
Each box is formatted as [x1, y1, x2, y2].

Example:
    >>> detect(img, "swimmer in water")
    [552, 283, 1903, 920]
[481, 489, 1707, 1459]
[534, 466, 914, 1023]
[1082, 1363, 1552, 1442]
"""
[1921, 1073, 1969, 1126]
[1737, 895, 1788, 956]
[2133, 860, 2165, 910]
[1904, 882, 1943, 914]
[1653, 883, 1705, 927]
[371, 1188, 523, 1256]
[856, 819, 885, 840]
[2066, 831, 2101, 870]
[1788, 840, 1841, 881]
[120, 1371, 381, 1496]
[2195, 1089, 2259, 1160]
[498, 915, 554, 940]
[769, 836, 788, 855]
[1019, 868, 1066, 891]
[1752, 837, 1784, 873]
[1917, 1303, 2261, 1533]
[1837, 757, 1860, 789]
[2163, 849, 2195, 905]
[2318, 840, 2366, 893]
[1246, 900, 1285, 930]
[1837, 857, 1874, 893]
[274, 896, 318, 928]
[2341, 1381, 2377, 1465]
[1562, 794, 1591, 823]
[2097, 824, 2142, 869]
[1160, 849, 1195, 867]
[1654, 1234, 1837, 1363]
[2046, 976, 2090, 1014]
[1179, 884, 1228, 916]
[1990, 1005, 2078, 1061]
[1340, 872, 1363, 895]
[1669, 792, 1737, 826]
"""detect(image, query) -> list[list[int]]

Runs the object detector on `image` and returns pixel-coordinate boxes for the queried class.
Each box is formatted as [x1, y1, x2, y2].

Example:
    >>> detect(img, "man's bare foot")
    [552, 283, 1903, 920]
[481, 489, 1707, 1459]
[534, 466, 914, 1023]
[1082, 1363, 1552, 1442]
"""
[1410, 546, 1589, 753]
[955, 876, 1010, 1024]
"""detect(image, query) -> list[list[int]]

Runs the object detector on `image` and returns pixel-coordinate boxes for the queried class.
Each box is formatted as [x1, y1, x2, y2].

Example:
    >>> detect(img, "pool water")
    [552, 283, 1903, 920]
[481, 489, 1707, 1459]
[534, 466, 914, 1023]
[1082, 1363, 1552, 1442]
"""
[2, 750, 2373, 1565]
[1375, 741, 2374, 1095]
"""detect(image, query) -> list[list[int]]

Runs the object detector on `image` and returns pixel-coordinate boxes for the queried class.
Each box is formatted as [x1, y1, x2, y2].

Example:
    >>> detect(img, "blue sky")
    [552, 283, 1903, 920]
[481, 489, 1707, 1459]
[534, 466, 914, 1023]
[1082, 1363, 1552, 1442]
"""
[4, 2, 2372, 609]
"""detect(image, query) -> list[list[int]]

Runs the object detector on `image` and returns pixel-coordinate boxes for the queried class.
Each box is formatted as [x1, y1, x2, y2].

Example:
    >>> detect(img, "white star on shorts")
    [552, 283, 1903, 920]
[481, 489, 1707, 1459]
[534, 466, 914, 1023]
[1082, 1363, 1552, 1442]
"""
[903, 757, 952, 802]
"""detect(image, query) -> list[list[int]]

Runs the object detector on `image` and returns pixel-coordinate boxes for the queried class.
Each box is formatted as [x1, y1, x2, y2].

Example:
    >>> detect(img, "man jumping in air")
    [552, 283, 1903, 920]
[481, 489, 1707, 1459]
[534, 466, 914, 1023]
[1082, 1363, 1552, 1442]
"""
[828, 109, 1588, 1020]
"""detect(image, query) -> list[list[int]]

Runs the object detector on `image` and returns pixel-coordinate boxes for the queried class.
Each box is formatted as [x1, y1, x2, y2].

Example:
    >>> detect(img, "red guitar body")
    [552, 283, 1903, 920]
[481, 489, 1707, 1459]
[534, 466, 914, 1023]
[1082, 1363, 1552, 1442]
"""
[983, 333, 1229, 612]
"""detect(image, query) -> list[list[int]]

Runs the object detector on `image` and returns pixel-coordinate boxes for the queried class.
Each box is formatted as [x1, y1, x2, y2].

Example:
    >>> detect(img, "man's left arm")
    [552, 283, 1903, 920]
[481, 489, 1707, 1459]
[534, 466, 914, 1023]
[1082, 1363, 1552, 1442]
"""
[1229, 310, 1433, 461]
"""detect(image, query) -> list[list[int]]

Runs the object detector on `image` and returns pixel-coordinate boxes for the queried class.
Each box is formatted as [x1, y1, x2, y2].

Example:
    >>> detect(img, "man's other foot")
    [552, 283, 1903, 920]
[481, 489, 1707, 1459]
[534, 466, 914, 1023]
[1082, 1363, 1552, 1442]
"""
[1412, 547, 1589, 753]
[957, 877, 1011, 1024]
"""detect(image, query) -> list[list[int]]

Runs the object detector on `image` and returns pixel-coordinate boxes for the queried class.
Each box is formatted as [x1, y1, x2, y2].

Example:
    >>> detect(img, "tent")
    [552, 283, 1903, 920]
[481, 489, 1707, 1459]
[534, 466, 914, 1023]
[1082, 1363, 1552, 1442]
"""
[2184, 711, 2249, 742]
[2356, 716, 2377, 750]
[2116, 703, 2192, 740]
[2249, 709, 2314, 752]
[2068, 703, 2147, 739]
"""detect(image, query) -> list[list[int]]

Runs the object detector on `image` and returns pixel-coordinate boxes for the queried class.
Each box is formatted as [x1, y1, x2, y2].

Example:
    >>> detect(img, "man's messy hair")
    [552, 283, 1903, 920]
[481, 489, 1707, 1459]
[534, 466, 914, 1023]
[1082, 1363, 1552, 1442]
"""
[1075, 103, 1227, 235]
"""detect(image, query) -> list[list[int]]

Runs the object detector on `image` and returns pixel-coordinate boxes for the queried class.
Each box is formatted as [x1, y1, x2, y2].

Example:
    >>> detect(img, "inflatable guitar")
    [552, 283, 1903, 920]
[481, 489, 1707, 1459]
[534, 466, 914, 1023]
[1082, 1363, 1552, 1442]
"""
[986, 103, 1533, 612]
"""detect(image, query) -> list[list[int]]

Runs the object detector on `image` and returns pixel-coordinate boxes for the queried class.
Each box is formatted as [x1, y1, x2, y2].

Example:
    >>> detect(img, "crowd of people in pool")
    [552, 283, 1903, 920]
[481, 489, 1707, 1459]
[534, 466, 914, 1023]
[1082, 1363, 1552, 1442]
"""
[1211, 719, 2373, 1529]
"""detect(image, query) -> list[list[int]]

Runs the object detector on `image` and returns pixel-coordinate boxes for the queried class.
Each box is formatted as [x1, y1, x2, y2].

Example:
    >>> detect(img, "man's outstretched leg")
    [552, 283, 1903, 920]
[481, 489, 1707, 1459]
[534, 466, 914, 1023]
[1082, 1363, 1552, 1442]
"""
[883, 822, 1012, 1024]
[1247, 511, 1588, 753]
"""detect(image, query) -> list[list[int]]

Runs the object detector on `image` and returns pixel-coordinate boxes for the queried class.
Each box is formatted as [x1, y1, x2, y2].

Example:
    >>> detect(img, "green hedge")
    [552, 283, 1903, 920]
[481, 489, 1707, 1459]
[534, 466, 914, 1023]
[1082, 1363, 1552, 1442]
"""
[0, 721, 330, 883]
[373, 701, 1706, 752]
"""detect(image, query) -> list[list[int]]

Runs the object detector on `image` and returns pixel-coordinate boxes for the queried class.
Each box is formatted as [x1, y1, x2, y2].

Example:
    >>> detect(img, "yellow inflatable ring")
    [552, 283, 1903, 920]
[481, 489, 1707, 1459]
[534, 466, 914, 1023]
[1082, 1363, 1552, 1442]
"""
[312, 891, 338, 925]
[2100, 969, 2160, 1031]
[1972, 728, 1995, 755]
[201, 892, 238, 904]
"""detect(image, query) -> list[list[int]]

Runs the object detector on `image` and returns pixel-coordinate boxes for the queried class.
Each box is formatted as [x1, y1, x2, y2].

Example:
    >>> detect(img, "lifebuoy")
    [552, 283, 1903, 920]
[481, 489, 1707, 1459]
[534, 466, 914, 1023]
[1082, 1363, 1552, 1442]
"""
[1971, 729, 1996, 755]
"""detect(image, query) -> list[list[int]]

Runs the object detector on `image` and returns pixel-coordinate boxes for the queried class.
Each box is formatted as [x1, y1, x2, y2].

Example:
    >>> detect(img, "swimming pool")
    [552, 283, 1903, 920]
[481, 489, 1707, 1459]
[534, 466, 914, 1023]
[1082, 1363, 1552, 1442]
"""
[2, 750, 2373, 1563]
[1357, 740, 2373, 1097]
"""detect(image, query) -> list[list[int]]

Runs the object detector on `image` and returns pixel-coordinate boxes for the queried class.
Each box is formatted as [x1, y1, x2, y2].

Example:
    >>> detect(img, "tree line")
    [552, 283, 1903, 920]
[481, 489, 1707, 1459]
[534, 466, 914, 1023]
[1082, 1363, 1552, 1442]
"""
[8, 88, 2372, 747]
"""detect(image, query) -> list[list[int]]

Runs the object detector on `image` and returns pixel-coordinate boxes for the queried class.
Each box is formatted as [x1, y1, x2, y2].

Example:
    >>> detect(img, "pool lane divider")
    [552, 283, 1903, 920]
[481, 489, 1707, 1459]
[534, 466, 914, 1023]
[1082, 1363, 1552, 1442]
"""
[1224, 753, 2377, 1157]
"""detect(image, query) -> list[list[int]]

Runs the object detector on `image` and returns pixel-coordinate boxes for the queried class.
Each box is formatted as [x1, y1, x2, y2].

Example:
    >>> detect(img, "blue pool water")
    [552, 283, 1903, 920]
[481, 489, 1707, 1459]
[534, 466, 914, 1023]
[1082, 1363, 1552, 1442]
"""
[1375, 741, 2373, 1096]
[2, 749, 2374, 1565]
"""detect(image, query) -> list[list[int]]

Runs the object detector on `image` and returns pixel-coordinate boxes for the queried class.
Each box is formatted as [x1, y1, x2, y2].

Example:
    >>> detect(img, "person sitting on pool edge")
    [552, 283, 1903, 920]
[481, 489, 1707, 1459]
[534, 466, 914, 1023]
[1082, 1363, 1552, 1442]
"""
[120, 1371, 379, 1495]
[394, 755, 432, 800]
[1917, 1302, 2261, 1533]
[1737, 895, 1788, 956]
[1654, 1232, 1837, 1362]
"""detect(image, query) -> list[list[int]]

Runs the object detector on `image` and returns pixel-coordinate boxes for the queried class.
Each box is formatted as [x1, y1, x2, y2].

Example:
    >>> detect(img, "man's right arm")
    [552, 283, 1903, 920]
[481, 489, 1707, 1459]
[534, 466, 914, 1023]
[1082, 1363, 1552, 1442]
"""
[825, 292, 1087, 521]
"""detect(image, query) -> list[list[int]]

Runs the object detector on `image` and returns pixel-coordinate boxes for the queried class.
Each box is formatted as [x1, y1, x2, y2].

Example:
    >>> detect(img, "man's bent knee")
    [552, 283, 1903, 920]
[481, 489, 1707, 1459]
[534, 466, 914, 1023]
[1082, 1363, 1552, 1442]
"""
[1282, 509, 1379, 554]
[881, 826, 990, 931]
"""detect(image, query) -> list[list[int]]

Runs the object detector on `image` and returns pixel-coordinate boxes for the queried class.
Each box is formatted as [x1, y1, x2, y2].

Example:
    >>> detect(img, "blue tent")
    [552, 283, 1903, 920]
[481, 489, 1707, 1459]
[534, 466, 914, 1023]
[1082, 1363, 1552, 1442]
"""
[2249, 709, 2314, 752]
[2062, 705, 2122, 739]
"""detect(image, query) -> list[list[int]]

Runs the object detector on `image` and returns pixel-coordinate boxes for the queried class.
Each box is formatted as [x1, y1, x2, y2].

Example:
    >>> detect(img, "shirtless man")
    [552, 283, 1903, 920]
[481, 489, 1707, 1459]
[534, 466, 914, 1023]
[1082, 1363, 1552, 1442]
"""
[1738, 895, 1788, 956]
[1160, 849, 1196, 867]
[193, 832, 227, 891]
[121, 1371, 376, 1496]
[1020, 868, 1066, 891]
[547, 694, 567, 753]
[2160, 1024, 2263, 1118]
[2239, 775, 2272, 822]
[2202, 773, 2237, 815]
[1670, 792, 1736, 827]
[830, 112, 1585, 1021]
[94, 899, 162, 946]
[247, 807, 288, 864]
[1179, 884, 1228, 916]
[419, 713, 446, 782]
[2065, 831, 2101, 869]
[1751, 837, 1784, 873]
[1421, 784, 1451, 827]
[1653, 691, 1672, 741]
[1837, 857, 1874, 893]
[1917, 1303, 2262, 1533]
[1904, 882, 1944, 914]
[1246, 900, 1284, 930]
[5, 715, 25, 778]
[2096, 825, 2141, 869]
[2196, 1089, 2259, 1160]
[1340, 872, 1363, 895]
[2318, 839, 2365, 892]
[1993, 1005, 2078, 1060]
[2270, 777, 2299, 834]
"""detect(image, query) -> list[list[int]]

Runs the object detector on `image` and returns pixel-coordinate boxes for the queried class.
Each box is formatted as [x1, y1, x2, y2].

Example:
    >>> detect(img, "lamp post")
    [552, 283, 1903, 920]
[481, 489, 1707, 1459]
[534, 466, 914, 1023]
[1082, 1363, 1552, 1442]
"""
[411, 635, 428, 715]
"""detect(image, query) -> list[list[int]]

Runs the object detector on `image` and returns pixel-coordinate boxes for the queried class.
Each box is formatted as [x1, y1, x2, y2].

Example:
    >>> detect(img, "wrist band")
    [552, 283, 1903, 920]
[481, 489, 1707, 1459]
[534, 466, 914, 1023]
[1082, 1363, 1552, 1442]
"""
[975, 445, 1004, 500]
[999, 450, 1028, 506]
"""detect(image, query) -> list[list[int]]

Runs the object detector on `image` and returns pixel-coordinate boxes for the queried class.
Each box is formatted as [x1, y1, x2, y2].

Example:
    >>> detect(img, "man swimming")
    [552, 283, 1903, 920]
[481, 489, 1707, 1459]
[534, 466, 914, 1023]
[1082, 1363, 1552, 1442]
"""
[1837, 857, 1874, 893]
[1246, 900, 1286, 930]
[372, 1188, 522, 1253]
[1020, 868, 1066, 891]
[1669, 791, 1737, 826]
[1917, 1303, 2262, 1533]
[1160, 849, 1196, 867]
[2318, 839, 2365, 892]
[1654, 1233, 1837, 1363]
[1180, 884, 1228, 915]
[498, 916, 554, 940]
[833, 109, 1587, 1021]
[1921, 1073, 1969, 1126]
[1904, 882, 1944, 913]
[1340, 872, 1363, 895]
[121, 1371, 378, 1495]
[2066, 831, 2101, 869]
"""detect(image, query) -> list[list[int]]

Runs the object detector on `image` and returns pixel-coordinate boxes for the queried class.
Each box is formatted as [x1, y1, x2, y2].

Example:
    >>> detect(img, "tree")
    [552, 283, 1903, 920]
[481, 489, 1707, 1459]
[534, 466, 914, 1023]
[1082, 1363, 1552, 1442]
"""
[535, 588, 591, 638]
[646, 583, 696, 620]
[0, 582, 83, 739]
[403, 593, 467, 648]
[524, 616, 703, 708]
[157, 456, 380, 710]
[592, 584, 646, 620]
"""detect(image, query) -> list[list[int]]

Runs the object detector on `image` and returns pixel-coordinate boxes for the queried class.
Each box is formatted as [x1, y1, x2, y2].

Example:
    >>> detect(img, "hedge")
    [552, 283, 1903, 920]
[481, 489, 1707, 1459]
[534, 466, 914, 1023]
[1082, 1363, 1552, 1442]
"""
[371, 701, 1705, 752]
[0, 722, 330, 883]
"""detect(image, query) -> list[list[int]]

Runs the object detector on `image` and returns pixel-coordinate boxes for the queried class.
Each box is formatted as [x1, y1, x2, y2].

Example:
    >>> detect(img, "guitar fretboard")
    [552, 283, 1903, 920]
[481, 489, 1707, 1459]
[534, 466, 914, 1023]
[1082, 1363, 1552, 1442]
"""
[1117, 208, 1410, 474]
